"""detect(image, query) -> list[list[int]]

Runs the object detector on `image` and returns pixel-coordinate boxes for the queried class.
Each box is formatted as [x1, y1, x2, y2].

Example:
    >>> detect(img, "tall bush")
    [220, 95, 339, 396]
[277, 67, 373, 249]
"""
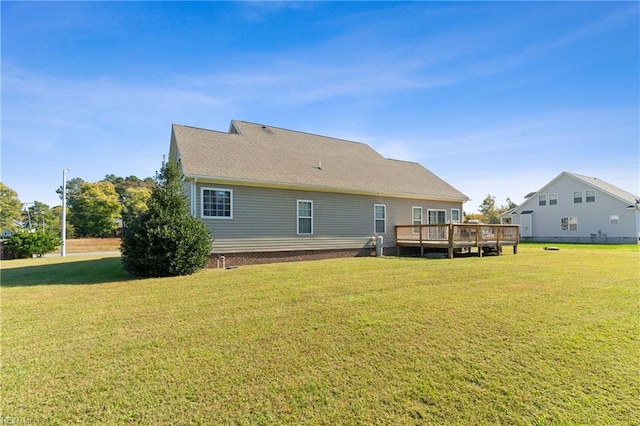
[120, 161, 212, 277]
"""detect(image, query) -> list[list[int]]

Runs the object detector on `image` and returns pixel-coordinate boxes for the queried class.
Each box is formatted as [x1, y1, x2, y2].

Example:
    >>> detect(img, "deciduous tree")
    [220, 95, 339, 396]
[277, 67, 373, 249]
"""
[57, 177, 86, 205]
[23, 201, 57, 232]
[51, 206, 74, 237]
[121, 186, 152, 227]
[0, 182, 23, 231]
[70, 181, 121, 237]
[477, 194, 518, 224]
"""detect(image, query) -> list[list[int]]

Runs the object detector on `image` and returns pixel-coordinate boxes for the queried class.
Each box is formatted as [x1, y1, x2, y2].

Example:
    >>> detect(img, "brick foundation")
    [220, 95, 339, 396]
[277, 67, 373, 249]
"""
[208, 246, 396, 267]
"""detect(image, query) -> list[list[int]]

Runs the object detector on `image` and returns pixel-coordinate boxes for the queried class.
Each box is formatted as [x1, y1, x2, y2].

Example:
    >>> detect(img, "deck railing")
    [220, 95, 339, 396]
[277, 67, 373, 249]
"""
[395, 223, 520, 258]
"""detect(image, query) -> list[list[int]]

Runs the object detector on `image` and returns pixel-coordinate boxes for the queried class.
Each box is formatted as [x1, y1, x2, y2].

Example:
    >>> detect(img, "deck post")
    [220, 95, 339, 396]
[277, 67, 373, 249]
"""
[496, 226, 501, 255]
[419, 225, 424, 257]
[448, 223, 454, 259]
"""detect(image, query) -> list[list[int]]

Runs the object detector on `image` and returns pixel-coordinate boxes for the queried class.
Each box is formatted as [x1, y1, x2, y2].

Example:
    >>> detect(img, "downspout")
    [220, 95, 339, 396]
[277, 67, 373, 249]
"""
[192, 177, 198, 217]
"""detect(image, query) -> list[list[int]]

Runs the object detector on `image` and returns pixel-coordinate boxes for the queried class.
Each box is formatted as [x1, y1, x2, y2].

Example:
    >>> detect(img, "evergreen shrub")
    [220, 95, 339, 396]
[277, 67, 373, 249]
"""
[121, 161, 212, 277]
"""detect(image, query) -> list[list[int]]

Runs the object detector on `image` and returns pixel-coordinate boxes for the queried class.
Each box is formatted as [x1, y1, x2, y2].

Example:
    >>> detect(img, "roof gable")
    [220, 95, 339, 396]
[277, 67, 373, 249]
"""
[565, 172, 638, 206]
[171, 120, 468, 201]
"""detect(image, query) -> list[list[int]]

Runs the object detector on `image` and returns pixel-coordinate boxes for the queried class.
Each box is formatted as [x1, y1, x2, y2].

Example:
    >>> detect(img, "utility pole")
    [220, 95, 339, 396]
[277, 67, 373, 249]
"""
[61, 168, 70, 257]
[22, 202, 33, 230]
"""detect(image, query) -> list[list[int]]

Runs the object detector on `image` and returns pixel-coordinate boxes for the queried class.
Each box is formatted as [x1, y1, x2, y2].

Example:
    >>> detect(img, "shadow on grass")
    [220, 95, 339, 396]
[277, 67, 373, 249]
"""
[1, 257, 136, 287]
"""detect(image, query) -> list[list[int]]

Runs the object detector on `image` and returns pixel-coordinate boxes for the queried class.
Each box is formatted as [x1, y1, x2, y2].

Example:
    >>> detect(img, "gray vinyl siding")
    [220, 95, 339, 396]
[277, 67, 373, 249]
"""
[181, 180, 193, 216]
[192, 182, 463, 253]
[181, 180, 192, 200]
[510, 175, 639, 244]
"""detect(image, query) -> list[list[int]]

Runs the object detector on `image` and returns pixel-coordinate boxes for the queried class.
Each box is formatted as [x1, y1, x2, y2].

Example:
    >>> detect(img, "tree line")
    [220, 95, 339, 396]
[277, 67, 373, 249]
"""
[465, 195, 517, 224]
[2, 162, 211, 274]
[0, 174, 155, 238]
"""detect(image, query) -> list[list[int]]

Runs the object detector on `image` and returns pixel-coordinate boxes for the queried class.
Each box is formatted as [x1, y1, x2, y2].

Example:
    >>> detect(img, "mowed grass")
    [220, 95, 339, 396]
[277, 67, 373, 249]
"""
[1, 245, 638, 424]
[57, 237, 121, 253]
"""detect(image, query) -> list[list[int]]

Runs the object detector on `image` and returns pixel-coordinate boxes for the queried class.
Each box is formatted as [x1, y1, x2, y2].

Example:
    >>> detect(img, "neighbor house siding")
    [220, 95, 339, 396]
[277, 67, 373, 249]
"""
[509, 174, 638, 243]
[191, 181, 463, 253]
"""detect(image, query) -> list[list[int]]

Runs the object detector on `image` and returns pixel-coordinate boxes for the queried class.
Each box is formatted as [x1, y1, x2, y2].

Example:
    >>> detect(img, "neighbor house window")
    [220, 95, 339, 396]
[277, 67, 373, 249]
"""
[201, 188, 232, 218]
[586, 190, 595, 203]
[562, 216, 578, 231]
[610, 215, 619, 225]
[573, 191, 583, 203]
[374, 204, 386, 234]
[451, 209, 461, 223]
[548, 193, 558, 205]
[569, 217, 578, 230]
[412, 206, 422, 234]
[297, 200, 313, 235]
[538, 194, 547, 206]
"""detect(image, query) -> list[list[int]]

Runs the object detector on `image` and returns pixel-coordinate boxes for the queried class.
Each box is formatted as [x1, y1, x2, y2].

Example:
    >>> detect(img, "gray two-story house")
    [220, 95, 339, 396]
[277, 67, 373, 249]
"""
[501, 171, 639, 244]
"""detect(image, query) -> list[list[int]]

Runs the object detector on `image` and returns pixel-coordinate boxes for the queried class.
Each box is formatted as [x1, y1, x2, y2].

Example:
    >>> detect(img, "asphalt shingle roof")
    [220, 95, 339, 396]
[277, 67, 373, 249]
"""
[566, 172, 638, 205]
[172, 120, 468, 201]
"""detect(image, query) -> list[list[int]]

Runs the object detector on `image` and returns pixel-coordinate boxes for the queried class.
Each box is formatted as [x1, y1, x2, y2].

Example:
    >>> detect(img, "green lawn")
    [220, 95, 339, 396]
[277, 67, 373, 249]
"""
[2, 245, 638, 424]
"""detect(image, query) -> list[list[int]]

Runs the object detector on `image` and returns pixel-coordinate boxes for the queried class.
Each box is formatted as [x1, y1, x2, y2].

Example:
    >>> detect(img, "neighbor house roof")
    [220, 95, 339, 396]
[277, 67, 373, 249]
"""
[566, 172, 638, 206]
[171, 120, 468, 202]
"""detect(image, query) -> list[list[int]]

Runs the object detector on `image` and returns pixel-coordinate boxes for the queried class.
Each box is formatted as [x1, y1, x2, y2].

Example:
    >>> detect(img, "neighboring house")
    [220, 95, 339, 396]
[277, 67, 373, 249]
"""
[169, 120, 469, 265]
[1, 220, 25, 239]
[500, 171, 640, 244]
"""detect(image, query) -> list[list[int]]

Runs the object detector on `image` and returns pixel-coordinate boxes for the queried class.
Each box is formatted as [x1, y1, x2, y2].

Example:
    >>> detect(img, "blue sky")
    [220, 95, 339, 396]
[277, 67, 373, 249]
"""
[2, 1, 638, 212]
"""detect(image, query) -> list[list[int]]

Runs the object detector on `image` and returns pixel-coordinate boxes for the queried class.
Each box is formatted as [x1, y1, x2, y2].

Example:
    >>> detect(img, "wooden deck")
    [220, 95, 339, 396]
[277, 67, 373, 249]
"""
[395, 223, 520, 259]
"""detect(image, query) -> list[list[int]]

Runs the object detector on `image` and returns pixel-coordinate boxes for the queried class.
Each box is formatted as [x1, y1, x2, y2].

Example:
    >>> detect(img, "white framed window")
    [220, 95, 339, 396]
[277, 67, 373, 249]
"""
[548, 193, 558, 206]
[610, 215, 619, 225]
[412, 206, 422, 233]
[201, 188, 232, 219]
[561, 216, 578, 231]
[297, 200, 313, 235]
[451, 208, 461, 223]
[374, 204, 386, 234]
[586, 190, 595, 203]
[573, 191, 583, 204]
[538, 194, 547, 206]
